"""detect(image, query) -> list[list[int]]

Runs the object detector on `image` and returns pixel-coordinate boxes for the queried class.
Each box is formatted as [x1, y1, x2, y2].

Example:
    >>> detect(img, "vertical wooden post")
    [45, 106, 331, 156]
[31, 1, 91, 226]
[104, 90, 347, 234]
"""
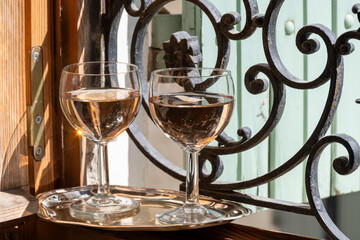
[27, 0, 61, 195]
[0, 0, 29, 191]
[56, 0, 105, 188]
[55, 0, 82, 188]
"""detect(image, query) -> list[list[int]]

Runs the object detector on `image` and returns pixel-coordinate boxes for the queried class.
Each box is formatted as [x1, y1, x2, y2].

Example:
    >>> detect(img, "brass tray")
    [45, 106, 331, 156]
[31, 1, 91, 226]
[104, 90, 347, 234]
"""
[37, 185, 251, 231]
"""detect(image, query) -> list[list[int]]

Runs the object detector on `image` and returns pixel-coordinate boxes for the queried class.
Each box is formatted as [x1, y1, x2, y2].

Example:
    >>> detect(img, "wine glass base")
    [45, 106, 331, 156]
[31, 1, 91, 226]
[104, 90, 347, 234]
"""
[69, 193, 139, 222]
[156, 203, 229, 225]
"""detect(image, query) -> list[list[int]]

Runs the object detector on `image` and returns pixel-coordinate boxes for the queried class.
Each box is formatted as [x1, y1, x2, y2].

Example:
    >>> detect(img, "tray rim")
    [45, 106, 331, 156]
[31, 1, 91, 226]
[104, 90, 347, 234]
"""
[37, 185, 251, 231]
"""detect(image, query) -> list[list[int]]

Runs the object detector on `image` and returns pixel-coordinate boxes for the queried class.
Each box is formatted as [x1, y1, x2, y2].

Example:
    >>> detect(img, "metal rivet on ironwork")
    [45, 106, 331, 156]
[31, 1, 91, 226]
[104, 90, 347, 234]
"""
[33, 51, 40, 62]
[35, 115, 42, 125]
[285, 20, 295, 35]
[345, 13, 355, 29]
[36, 147, 42, 156]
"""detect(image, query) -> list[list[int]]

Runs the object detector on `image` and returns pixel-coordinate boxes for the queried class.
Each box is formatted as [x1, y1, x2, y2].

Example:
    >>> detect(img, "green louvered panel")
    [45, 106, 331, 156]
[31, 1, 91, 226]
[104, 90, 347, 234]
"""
[237, 0, 269, 200]
[199, 0, 241, 181]
[331, 0, 360, 196]
[305, 0, 332, 200]
[270, 0, 305, 202]
[183, 0, 360, 205]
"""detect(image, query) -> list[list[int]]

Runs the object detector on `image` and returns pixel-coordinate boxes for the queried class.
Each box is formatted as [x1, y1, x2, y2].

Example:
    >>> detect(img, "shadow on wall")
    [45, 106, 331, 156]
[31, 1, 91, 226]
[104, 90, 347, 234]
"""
[274, 191, 360, 239]
[236, 191, 360, 239]
[1, 112, 28, 190]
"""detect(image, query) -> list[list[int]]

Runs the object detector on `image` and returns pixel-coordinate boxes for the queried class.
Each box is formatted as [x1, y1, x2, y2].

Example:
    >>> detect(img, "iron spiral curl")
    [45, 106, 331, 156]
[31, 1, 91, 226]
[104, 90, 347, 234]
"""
[263, 0, 337, 89]
[202, 63, 285, 157]
[219, 0, 263, 40]
[306, 134, 360, 240]
[335, 5, 360, 56]
[124, 0, 151, 17]
[199, 154, 223, 182]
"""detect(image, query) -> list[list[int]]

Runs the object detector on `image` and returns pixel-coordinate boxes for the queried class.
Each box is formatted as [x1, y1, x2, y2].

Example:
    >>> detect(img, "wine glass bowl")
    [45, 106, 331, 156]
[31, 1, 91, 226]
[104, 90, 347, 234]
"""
[59, 62, 141, 221]
[149, 67, 235, 225]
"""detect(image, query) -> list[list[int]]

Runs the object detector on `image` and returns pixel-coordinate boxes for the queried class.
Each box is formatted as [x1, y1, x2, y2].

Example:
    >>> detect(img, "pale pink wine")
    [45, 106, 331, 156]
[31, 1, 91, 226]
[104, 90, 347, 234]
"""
[149, 93, 234, 152]
[61, 88, 140, 143]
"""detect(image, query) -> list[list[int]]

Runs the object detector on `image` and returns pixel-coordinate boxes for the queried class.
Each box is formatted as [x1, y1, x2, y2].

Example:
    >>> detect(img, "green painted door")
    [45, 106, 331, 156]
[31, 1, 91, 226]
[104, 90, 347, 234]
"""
[183, 0, 360, 205]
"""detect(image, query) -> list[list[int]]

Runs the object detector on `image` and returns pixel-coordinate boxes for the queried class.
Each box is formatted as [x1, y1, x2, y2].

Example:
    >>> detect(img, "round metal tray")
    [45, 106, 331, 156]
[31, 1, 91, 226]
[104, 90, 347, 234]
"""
[37, 185, 251, 231]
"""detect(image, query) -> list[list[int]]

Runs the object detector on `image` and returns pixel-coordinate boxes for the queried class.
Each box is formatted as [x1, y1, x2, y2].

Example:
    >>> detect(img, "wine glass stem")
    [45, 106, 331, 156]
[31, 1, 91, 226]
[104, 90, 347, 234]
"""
[185, 152, 199, 205]
[97, 143, 110, 196]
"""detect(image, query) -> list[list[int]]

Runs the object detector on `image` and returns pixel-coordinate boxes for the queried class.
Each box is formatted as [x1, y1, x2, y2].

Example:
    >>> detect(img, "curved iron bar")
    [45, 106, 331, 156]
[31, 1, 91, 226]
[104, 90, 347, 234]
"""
[216, 127, 252, 147]
[264, 0, 335, 89]
[335, 5, 360, 56]
[220, 0, 263, 40]
[128, 0, 231, 115]
[201, 51, 342, 191]
[125, 0, 233, 181]
[335, 30, 360, 56]
[306, 134, 360, 240]
[104, 0, 125, 61]
[201, 11, 338, 155]
[353, 3, 360, 23]
[101, 1, 360, 239]
[124, 0, 151, 17]
[199, 154, 224, 182]
[200, 188, 313, 216]
[202, 63, 285, 156]
[350, 4, 360, 108]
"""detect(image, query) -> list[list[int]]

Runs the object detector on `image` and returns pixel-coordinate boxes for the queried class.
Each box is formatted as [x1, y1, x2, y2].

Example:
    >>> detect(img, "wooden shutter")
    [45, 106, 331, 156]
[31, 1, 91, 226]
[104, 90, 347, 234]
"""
[0, 0, 68, 195]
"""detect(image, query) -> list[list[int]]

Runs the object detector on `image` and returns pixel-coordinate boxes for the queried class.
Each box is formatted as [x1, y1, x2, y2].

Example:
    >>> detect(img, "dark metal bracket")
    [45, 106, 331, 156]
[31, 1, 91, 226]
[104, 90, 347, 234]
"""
[28, 46, 45, 161]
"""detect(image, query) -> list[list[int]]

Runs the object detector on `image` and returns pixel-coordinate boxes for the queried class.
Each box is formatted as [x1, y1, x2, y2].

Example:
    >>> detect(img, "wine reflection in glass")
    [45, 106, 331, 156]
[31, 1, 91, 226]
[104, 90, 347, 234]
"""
[149, 67, 235, 224]
[59, 62, 141, 221]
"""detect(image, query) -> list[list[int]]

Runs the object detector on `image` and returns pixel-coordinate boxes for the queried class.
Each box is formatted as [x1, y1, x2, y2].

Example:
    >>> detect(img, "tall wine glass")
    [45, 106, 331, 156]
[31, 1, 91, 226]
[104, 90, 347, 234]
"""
[59, 61, 141, 221]
[149, 67, 235, 224]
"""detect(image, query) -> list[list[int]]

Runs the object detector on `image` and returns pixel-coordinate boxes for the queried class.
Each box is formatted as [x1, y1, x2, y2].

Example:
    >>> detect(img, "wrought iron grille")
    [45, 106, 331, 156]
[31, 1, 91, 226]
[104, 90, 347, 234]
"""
[88, 0, 360, 239]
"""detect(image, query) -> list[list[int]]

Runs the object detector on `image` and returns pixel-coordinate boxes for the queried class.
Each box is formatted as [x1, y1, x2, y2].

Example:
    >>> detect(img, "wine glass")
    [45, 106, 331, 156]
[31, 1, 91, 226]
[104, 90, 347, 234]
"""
[149, 67, 235, 224]
[59, 61, 142, 221]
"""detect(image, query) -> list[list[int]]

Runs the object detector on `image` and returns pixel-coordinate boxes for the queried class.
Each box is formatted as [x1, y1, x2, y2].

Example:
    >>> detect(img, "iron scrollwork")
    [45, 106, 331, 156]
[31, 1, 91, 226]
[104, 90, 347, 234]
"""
[306, 134, 360, 240]
[102, 0, 360, 239]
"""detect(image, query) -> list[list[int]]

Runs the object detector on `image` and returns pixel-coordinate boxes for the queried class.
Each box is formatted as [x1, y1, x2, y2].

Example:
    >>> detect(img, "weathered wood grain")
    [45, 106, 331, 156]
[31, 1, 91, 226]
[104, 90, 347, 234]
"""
[27, 0, 60, 195]
[56, 0, 82, 188]
[0, 188, 37, 240]
[0, 187, 37, 223]
[0, 0, 29, 191]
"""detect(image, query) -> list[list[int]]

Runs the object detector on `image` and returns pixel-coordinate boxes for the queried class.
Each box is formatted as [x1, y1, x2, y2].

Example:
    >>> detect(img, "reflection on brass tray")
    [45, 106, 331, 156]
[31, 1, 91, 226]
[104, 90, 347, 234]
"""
[37, 185, 251, 231]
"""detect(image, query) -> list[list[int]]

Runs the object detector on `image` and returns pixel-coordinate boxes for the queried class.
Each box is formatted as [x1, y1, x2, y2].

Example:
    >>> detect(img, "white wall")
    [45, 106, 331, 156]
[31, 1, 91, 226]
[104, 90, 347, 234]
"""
[108, 9, 183, 191]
